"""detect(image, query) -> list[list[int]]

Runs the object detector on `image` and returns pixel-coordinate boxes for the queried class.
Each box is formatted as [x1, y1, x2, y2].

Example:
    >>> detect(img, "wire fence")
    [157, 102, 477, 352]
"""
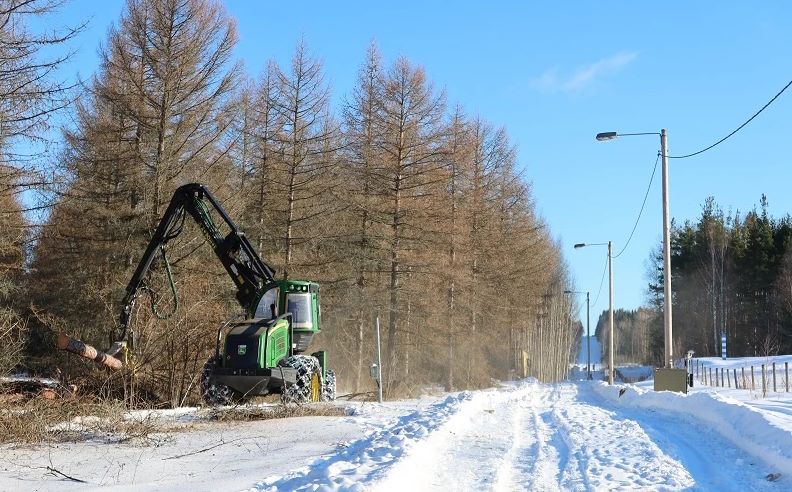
[694, 359, 791, 398]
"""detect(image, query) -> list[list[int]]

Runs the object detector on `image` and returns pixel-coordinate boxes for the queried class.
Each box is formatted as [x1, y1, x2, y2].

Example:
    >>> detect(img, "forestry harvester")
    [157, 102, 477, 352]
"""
[77, 183, 335, 405]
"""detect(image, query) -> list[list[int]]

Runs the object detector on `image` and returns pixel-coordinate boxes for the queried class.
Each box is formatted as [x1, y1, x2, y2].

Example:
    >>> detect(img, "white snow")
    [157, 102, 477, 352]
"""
[3, 360, 792, 490]
[697, 355, 792, 369]
[615, 365, 654, 382]
[595, 382, 792, 476]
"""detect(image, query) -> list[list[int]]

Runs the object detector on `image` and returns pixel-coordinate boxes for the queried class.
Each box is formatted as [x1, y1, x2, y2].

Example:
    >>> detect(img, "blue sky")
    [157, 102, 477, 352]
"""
[37, 1, 792, 331]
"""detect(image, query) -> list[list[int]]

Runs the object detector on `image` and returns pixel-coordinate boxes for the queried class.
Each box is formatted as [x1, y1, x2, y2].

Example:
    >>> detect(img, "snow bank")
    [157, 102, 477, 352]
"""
[251, 392, 473, 491]
[593, 382, 792, 472]
[615, 365, 653, 383]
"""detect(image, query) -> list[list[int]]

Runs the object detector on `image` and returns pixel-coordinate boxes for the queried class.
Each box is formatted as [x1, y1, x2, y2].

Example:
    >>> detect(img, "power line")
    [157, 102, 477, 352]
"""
[668, 77, 792, 159]
[590, 253, 609, 308]
[613, 152, 660, 259]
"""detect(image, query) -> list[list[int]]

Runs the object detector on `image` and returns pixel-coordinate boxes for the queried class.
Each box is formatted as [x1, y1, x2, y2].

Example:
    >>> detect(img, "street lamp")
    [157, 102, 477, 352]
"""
[595, 129, 673, 368]
[574, 241, 614, 384]
[564, 289, 591, 380]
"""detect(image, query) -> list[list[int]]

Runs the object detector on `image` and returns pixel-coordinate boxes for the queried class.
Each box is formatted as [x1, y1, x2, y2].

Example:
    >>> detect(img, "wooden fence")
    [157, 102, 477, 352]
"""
[694, 359, 790, 398]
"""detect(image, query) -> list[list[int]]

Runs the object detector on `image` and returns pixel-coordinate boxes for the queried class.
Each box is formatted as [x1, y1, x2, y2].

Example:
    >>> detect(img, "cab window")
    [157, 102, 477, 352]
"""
[255, 288, 279, 319]
[286, 293, 313, 328]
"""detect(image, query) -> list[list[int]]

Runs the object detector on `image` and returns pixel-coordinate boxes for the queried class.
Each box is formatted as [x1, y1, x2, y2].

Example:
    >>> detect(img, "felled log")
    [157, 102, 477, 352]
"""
[56, 332, 123, 371]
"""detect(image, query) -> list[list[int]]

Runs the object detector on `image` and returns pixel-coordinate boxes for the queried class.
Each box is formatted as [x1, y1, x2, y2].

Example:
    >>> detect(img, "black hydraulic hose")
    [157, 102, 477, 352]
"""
[150, 246, 179, 320]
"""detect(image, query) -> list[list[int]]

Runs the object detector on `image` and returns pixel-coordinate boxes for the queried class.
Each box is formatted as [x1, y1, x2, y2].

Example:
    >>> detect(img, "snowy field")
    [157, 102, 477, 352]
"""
[2, 371, 791, 491]
[2, 340, 790, 491]
[696, 355, 792, 369]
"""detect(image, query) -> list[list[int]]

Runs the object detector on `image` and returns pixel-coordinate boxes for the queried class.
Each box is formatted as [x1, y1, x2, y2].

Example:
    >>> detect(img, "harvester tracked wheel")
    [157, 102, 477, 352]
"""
[200, 357, 235, 406]
[321, 369, 336, 401]
[278, 355, 322, 404]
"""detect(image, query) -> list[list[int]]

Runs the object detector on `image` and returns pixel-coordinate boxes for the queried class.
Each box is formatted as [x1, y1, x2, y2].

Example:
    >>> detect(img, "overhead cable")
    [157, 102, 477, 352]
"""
[613, 152, 660, 259]
[669, 78, 792, 159]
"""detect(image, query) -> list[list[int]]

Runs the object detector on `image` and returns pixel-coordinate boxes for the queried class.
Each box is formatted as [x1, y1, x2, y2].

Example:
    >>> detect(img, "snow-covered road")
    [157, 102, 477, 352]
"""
[378, 383, 691, 491]
[3, 379, 790, 491]
[261, 381, 787, 491]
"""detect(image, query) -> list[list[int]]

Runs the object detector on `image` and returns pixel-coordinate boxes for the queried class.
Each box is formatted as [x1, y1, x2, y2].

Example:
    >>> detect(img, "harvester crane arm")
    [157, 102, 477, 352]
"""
[118, 183, 276, 345]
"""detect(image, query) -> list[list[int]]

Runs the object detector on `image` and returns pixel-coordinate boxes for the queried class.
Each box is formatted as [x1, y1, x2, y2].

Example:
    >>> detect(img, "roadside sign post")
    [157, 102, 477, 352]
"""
[374, 316, 383, 403]
[721, 332, 727, 360]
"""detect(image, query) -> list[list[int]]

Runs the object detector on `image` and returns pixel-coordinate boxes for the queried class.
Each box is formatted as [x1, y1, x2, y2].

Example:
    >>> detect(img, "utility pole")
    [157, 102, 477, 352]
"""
[661, 129, 673, 368]
[595, 128, 674, 370]
[572, 242, 614, 384]
[586, 291, 591, 380]
[608, 240, 614, 384]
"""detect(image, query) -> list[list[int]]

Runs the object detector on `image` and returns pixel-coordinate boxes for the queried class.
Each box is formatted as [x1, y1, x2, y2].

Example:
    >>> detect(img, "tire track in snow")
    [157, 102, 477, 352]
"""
[516, 385, 563, 491]
[547, 384, 694, 490]
[377, 383, 535, 491]
[250, 392, 473, 491]
[492, 381, 569, 492]
[253, 381, 779, 491]
[491, 390, 527, 489]
[494, 383, 694, 491]
[491, 382, 549, 491]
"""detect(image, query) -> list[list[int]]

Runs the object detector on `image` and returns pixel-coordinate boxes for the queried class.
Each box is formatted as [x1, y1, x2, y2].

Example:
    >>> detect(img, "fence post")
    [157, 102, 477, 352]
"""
[762, 364, 767, 397]
[773, 362, 777, 393]
[709, 367, 712, 386]
[727, 368, 731, 388]
[733, 369, 738, 389]
[742, 367, 746, 390]
[375, 316, 383, 403]
[751, 366, 755, 391]
[786, 362, 789, 393]
[721, 368, 725, 387]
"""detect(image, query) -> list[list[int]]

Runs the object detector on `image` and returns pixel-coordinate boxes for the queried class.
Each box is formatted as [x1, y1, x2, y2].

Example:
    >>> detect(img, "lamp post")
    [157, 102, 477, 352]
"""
[564, 290, 591, 380]
[574, 241, 614, 384]
[596, 129, 673, 369]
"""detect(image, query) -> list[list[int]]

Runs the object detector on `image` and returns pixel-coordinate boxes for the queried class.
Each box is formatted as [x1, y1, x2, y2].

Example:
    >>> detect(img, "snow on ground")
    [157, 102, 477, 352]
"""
[3, 380, 790, 491]
[0, 406, 365, 491]
[636, 361, 792, 451]
[596, 382, 792, 476]
[257, 380, 789, 491]
[696, 355, 792, 369]
[615, 365, 653, 382]
[377, 382, 695, 491]
[3, 370, 792, 490]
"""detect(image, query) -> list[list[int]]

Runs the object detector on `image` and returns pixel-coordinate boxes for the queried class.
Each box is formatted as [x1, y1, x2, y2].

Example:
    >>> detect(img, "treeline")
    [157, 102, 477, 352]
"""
[600, 196, 792, 366]
[594, 308, 655, 366]
[1, 0, 576, 405]
[652, 195, 792, 360]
